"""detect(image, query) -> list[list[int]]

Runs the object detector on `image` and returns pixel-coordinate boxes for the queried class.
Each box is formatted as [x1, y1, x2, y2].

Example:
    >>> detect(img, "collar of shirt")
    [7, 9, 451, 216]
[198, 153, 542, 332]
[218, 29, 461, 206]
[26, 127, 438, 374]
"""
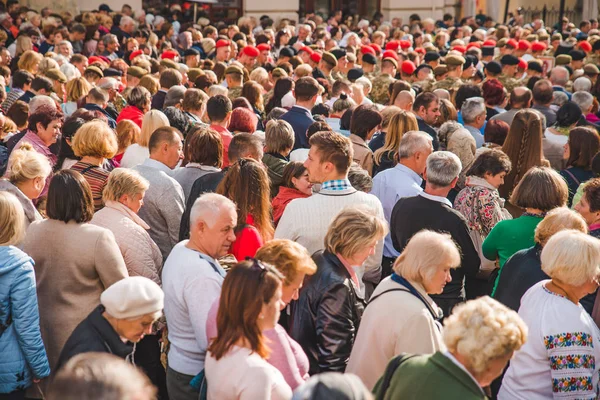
[142, 158, 173, 174]
[23, 130, 55, 160]
[394, 163, 423, 186]
[321, 178, 353, 191]
[196, 248, 226, 278]
[443, 351, 485, 395]
[185, 163, 221, 172]
[266, 152, 289, 161]
[293, 104, 311, 114]
[419, 191, 452, 207]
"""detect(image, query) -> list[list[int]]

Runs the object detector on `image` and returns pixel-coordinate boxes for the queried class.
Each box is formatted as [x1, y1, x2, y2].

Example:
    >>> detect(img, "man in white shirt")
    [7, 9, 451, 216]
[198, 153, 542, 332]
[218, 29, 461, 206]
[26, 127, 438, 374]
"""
[370, 131, 433, 277]
[133, 127, 184, 261]
[162, 193, 237, 400]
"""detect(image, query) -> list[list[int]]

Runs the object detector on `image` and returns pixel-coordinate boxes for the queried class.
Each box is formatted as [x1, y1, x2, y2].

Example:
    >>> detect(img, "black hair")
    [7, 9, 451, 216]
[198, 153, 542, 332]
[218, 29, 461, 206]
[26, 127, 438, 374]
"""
[207, 94, 232, 122]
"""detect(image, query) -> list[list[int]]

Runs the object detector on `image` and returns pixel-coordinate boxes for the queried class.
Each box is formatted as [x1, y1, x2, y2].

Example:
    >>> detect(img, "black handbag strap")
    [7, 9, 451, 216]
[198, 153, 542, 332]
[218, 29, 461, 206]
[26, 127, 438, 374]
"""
[376, 353, 419, 400]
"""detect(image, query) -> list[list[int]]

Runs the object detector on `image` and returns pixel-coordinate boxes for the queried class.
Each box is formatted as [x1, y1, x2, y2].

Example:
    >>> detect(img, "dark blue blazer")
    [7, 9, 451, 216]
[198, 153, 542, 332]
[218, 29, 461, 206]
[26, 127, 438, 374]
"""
[417, 117, 440, 151]
[281, 106, 314, 150]
[151, 90, 167, 111]
[17, 91, 35, 104]
[83, 103, 117, 129]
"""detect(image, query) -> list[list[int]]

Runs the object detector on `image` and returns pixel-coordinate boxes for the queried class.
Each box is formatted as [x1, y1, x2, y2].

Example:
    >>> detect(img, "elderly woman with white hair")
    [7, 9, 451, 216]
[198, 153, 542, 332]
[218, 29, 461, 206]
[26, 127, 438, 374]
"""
[291, 205, 388, 375]
[499, 230, 600, 399]
[347, 230, 461, 390]
[55, 276, 164, 370]
[373, 297, 527, 400]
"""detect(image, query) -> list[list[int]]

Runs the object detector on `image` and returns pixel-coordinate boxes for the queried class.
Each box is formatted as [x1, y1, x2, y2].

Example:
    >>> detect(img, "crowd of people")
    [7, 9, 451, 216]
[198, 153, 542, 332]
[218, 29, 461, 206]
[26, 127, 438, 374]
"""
[3, 1, 600, 399]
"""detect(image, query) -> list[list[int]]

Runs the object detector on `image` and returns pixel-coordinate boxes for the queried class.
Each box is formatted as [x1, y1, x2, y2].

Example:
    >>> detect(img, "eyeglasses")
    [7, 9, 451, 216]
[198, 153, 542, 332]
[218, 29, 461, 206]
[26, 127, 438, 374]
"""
[247, 257, 268, 280]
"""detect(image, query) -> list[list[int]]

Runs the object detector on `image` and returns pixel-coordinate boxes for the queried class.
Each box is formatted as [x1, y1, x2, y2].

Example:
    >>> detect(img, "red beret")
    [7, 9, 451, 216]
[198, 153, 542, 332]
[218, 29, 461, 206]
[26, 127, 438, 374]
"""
[88, 56, 104, 65]
[414, 47, 425, 55]
[241, 46, 260, 57]
[161, 50, 178, 59]
[518, 40, 531, 50]
[385, 41, 400, 51]
[382, 50, 399, 60]
[129, 50, 143, 61]
[298, 46, 314, 54]
[360, 45, 375, 55]
[518, 57, 528, 69]
[310, 52, 322, 63]
[98, 56, 111, 64]
[531, 41, 547, 52]
[257, 43, 271, 52]
[483, 39, 497, 47]
[399, 40, 411, 49]
[216, 39, 231, 49]
[401, 60, 416, 74]
[580, 41, 592, 53]
[452, 45, 466, 54]
[370, 43, 382, 54]
[466, 42, 481, 50]
[506, 39, 518, 49]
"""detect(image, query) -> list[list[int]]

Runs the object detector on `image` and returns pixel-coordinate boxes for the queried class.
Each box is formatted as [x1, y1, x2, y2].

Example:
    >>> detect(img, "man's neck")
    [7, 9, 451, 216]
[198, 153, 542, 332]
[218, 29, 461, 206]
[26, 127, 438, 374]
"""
[149, 156, 168, 168]
[424, 185, 450, 198]
[185, 237, 213, 258]
[448, 71, 461, 78]
[399, 159, 421, 176]
[295, 101, 313, 110]
[211, 120, 228, 128]
[534, 101, 551, 108]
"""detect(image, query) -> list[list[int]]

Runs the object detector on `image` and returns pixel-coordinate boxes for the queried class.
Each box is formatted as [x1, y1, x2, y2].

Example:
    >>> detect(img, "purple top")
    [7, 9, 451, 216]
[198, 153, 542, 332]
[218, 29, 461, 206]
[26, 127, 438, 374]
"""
[206, 298, 310, 390]
[14, 130, 57, 198]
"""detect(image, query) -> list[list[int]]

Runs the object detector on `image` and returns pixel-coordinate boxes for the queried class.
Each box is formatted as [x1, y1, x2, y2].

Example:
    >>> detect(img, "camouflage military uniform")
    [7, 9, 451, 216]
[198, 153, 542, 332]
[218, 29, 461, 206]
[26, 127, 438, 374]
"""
[228, 86, 243, 100]
[497, 73, 521, 92]
[370, 73, 395, 105]
[331, 70, 346, 81]
[432, 76, 463, 92]
[412, 77, 435, 92]
[587, 53, 600, 66]
[326, 73, 336, 86]
[114, 92, 127, 114]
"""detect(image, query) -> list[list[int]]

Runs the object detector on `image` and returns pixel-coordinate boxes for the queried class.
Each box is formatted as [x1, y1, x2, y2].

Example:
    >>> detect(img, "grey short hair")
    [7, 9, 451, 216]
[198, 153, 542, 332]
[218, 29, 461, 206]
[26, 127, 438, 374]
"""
[398, 131, 433, 159]
[572, 91, 594, 112]
[426, 151, 462, 187]
[164, 85, 186, 108]
[98, 77, 119, 91]
[29, 95, 56, 114]
[120, 16, 134, 28]
[189, 193, 237, 229]
[355, 77, 372, 92]
[550, 67, 569, 86]
[573, 77, 592, 92]
[103, 34, 118, 46]
[461, 97, 486, 123]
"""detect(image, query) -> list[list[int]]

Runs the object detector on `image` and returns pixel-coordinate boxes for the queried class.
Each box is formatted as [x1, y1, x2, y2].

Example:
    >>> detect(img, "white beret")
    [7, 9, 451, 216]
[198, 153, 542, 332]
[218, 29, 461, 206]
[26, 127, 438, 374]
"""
[101, 277, 164, 319]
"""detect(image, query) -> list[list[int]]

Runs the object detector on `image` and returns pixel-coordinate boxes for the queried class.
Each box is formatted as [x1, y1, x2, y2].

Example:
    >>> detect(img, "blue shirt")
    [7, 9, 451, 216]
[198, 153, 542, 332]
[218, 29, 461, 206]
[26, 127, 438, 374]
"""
[464, 124, 485, 148]
[370, 163, 423, 257]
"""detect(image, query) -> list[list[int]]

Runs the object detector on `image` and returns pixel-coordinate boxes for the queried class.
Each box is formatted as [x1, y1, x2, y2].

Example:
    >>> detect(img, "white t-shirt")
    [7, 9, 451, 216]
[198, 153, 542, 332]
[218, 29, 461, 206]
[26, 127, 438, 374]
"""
[543, 128, 569, 146]
[206, 346, 292, 400]
[499, 281, 600, 400]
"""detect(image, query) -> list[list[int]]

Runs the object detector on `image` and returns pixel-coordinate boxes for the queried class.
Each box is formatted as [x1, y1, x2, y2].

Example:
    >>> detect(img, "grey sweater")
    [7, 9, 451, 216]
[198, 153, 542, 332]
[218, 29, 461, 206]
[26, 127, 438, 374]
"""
[133, 159, 185, 262]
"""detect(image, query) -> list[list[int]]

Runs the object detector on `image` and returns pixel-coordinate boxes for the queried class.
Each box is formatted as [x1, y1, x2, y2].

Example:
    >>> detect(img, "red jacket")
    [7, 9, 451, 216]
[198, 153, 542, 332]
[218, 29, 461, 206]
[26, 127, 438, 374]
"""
[117, 105, 144, 128]
[230, 215, 263, 261]
[272, 187, 311, 225]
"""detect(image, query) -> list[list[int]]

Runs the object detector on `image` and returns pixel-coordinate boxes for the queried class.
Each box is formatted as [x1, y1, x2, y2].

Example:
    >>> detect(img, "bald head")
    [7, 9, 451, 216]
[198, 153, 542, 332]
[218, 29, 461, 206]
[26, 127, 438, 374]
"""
[394, 90, 415, 111]
[433, 89, 451, 100]
[509, 86, 532, 109]
[550, 67, 569, 87]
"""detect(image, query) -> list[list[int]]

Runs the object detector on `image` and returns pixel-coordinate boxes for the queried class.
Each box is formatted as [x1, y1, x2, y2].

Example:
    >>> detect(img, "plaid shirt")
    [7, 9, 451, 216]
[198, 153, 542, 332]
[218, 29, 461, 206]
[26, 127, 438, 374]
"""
[321, 179, 353, 191]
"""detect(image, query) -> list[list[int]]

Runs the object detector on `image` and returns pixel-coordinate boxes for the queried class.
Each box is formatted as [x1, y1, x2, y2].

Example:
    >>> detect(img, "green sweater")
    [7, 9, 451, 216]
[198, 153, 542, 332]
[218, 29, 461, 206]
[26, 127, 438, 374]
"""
[482, 214, 543, 296]
[373, 352, 486, 400]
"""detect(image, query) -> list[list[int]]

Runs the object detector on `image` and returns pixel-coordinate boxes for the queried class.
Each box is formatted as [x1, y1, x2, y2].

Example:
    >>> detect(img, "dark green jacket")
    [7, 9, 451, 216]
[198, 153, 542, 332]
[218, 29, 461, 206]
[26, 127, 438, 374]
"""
[373, 352, 487, 400]
[262, 153, 288, 198]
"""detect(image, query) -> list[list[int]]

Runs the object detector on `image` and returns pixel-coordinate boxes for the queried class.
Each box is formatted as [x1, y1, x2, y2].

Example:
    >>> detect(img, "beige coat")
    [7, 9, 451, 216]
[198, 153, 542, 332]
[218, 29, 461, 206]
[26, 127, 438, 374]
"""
[22, 219, 128, 396]
[349, 134, 374, 176]
[346, 276, 445, 390]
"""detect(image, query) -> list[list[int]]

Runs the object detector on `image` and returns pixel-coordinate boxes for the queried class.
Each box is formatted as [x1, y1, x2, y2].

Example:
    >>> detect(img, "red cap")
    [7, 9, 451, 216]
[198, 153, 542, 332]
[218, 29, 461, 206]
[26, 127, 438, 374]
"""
[452, 45, 466, 54]
[483, 39, 496, 47]
[518, 40, 531, 51]
[580, 40, 592, 53]
[257, 43, 271, 52]
[310, 52, 322, 63]
[385, 40, 400, 51]
[129, 50, 143, 61]
[370, 43, 382, 54]
[88, 56, 104, 65]
[506, 39, 518, 49]
[531, 41, 547, 52]
[161, 50, 178, 60]
[382, 50, 399, 60]
[215, 39, 231, 49]
[401, 60, 416, 74]
[466, 42, 481, 50]
[518, 57, 528, 69]
[360, 45, 375, 55]
[414, 47, 425, 54]
[298, 46, 314, 54]
[241, 46, 260, 58]
[399, 40, 411, 49]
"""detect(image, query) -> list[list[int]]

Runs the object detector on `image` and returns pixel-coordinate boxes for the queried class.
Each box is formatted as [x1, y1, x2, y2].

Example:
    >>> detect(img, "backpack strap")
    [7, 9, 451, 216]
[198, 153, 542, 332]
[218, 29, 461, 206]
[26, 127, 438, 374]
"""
[563, 169, 581, 187]
[375, 353, 419, 400]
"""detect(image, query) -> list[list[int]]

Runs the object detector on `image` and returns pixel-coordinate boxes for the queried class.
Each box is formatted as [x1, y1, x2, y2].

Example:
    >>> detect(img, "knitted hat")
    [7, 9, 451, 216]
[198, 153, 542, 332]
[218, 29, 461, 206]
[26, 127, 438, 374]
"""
[101, 277, 164, 320]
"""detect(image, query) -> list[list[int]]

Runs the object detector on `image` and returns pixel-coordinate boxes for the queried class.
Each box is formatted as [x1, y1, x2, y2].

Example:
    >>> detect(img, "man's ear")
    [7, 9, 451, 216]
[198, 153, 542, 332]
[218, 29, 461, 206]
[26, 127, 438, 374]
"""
[450, 176, 459, 189]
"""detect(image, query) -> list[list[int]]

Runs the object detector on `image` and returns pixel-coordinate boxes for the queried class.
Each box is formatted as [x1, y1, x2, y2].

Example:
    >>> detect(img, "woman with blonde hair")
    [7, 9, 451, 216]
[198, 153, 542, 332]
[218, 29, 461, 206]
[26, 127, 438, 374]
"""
[0, 192, 50, 399]
[494, 207, 588, 312]
[217, 158, 274, 260]
[499, 230, 600, 399]
[291, 205, 388, 374]
[206, 239, 317, 390]
[70, 120, 119, 211]
[0, 143, 52, 226]
[17, 50, 43, 75]
[113, 120, 140, 166]
[205, 260, 292, 399]
[499, 109, 547, 216]
[348, 230, 461, 390]
[61, 77, 92, 116]
[375, 297, 527, 400]
[373, 110, 418, 175]
[120, 110, 169, 168]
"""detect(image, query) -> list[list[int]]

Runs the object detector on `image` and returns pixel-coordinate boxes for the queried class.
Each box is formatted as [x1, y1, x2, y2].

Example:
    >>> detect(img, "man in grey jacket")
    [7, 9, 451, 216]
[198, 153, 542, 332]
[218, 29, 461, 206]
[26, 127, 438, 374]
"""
[134, 126, 185, 261]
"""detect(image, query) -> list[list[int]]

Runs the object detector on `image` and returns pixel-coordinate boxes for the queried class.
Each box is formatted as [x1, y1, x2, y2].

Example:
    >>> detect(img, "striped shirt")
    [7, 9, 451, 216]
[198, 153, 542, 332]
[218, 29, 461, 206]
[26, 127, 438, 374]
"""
[70, 162, 110, 211]
[2, 88, 24, 112]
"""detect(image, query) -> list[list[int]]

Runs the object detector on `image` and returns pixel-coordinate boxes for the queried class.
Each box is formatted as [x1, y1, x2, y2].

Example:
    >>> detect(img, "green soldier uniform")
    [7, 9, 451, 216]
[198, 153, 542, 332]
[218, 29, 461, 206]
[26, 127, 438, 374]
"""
[224, 64, 244, 100]
[497, 73, 521, 92]
[432, 55, 465, 92]
[114, 92, 127, 114]
[412, 77, 435, 92]
[331, 70, 346, 81]
[587, 53, 600, 67]
[227, 86, 243, 100]
[321, 52, 338, 86]
[370, 73, 395, 105]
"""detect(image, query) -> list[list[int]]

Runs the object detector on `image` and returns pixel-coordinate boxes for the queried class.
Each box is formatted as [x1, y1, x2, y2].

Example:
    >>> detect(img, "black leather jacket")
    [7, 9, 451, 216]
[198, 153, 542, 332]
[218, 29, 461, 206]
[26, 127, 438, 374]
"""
[290, 250, 366, 375]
